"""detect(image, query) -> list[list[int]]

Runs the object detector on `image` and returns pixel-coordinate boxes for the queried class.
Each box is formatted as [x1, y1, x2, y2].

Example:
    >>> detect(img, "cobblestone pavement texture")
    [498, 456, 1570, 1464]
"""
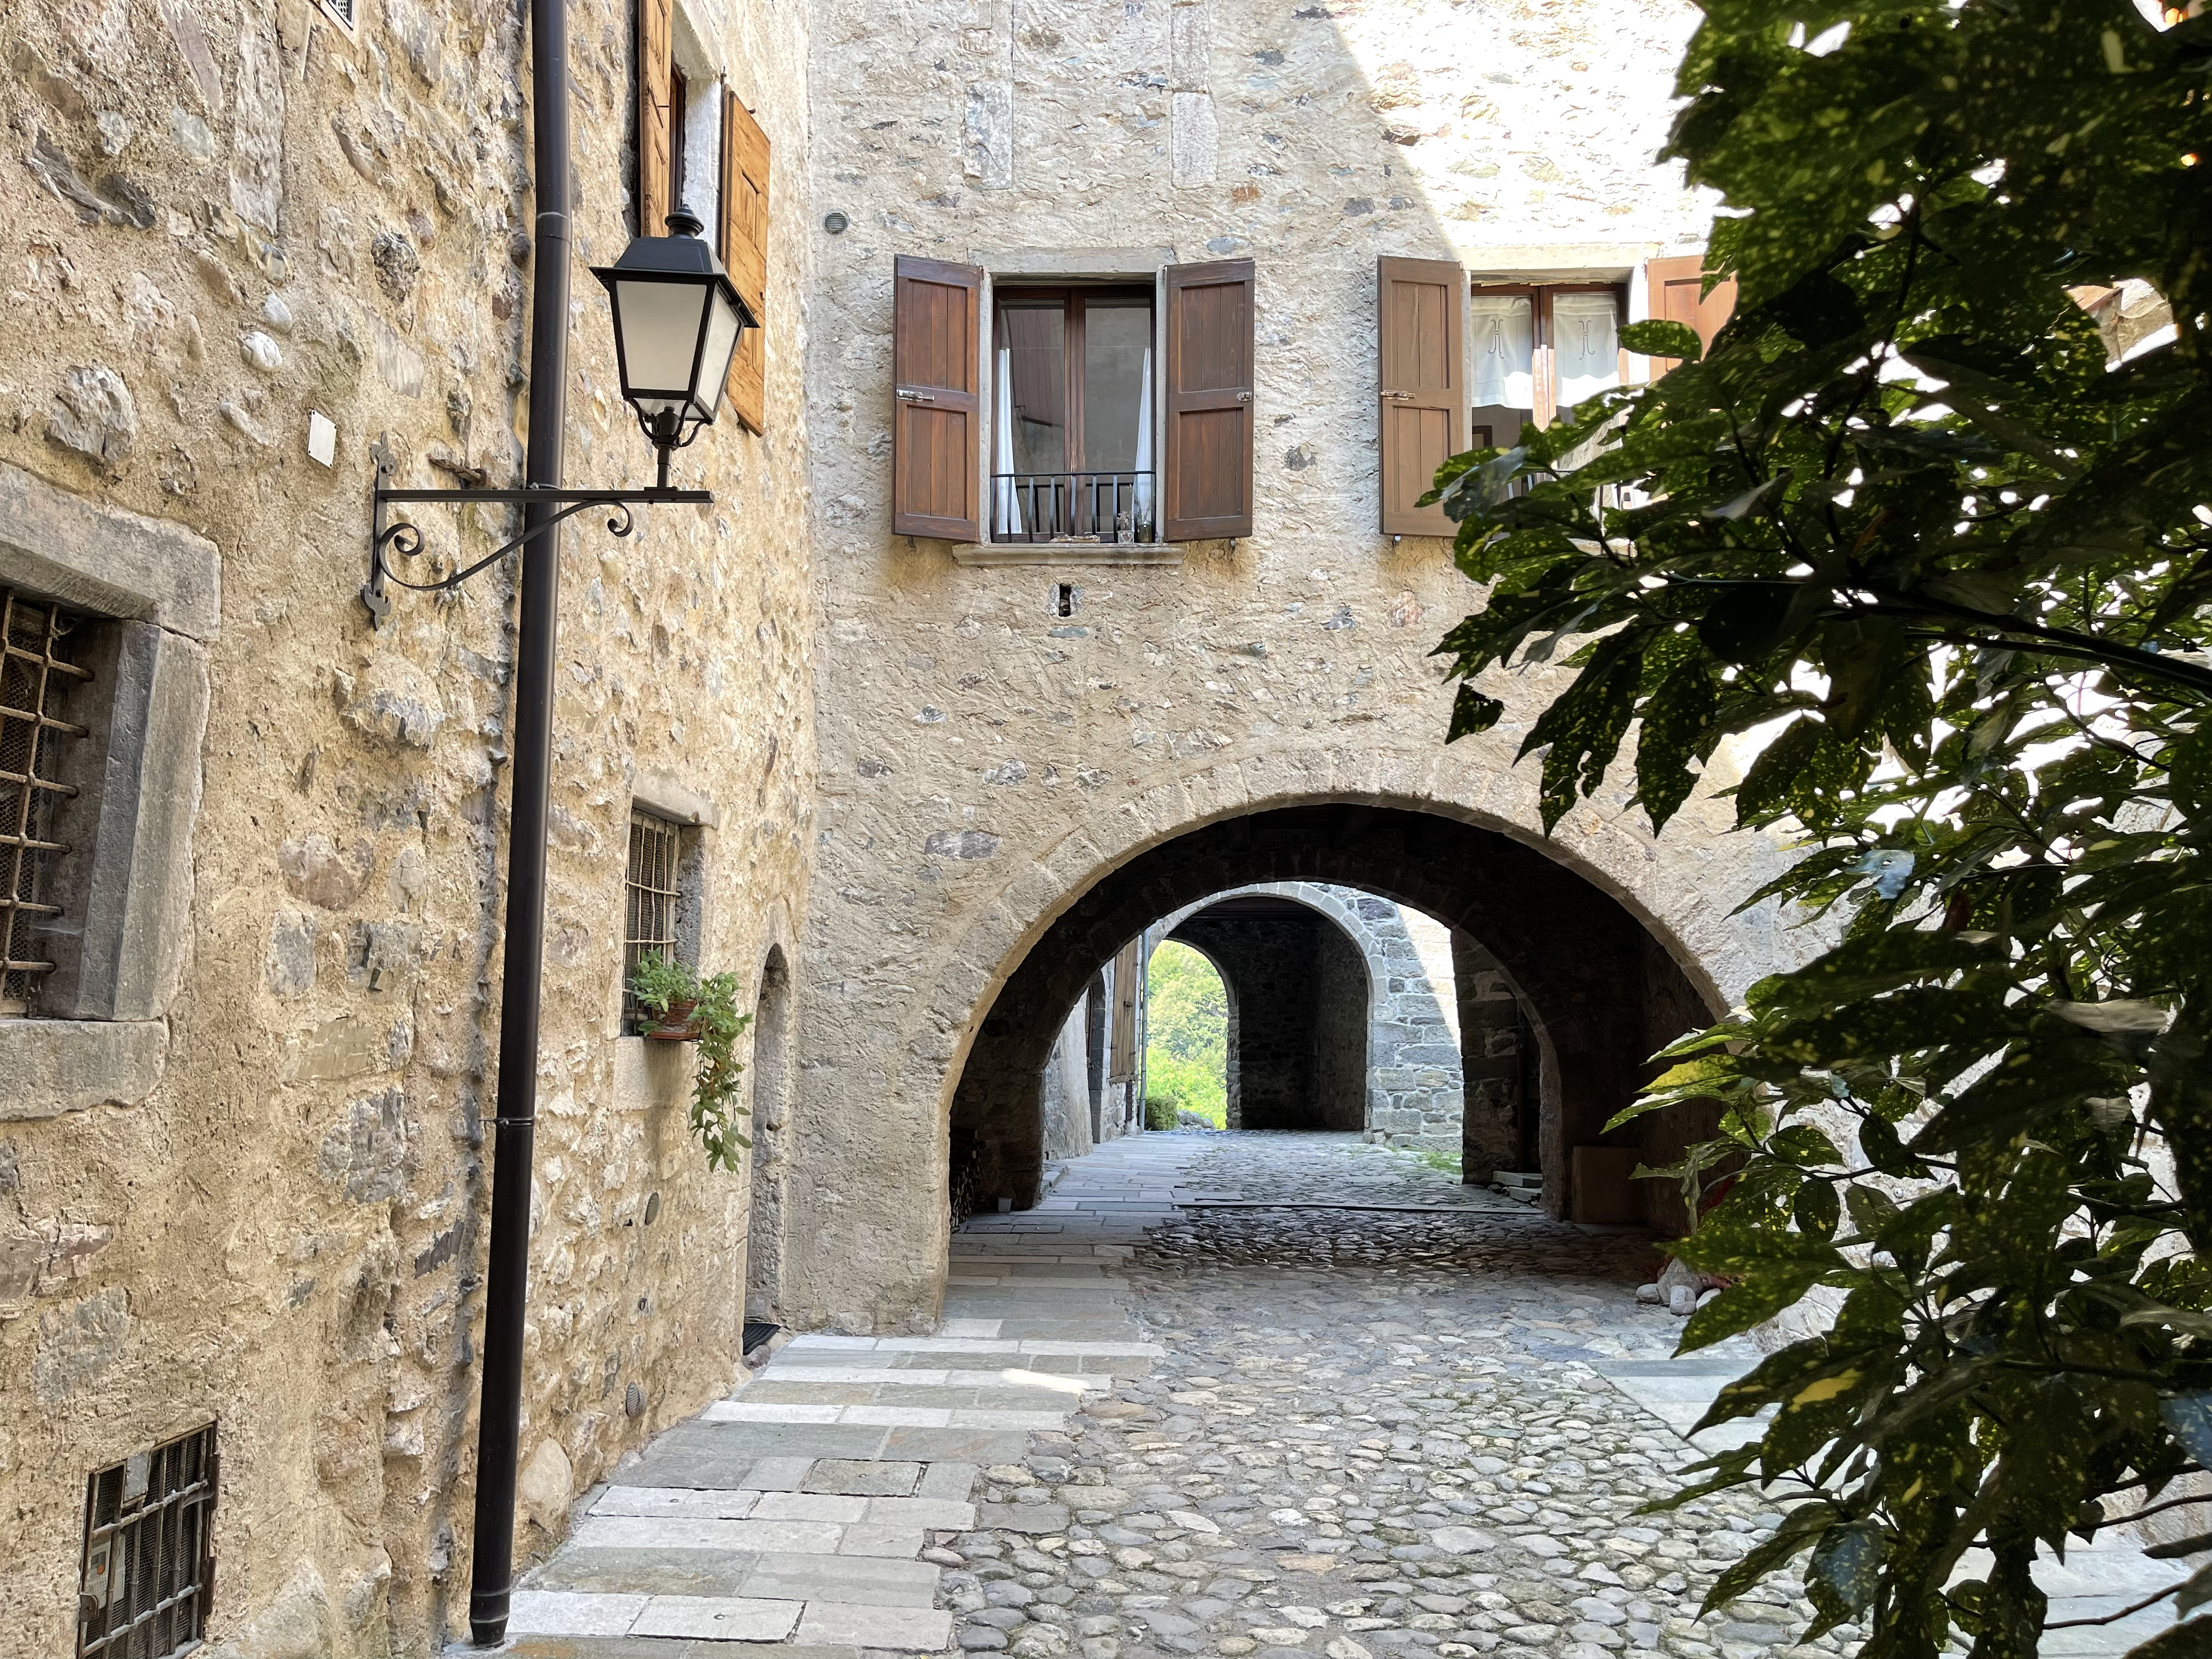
[492, 1132, 2179, 1659]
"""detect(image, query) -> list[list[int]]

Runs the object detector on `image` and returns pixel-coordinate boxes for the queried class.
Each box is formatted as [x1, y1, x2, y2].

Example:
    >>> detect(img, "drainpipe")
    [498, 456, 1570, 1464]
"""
[467, 0, 570, 1640]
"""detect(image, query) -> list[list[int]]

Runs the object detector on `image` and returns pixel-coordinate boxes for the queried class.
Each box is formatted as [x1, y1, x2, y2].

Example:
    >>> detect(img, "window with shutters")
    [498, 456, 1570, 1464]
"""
[990, 285, 1156, 544]
[892, 256, 1254, 552]
[1467, 281, 1628, 449]
[635, 0, 770, 433]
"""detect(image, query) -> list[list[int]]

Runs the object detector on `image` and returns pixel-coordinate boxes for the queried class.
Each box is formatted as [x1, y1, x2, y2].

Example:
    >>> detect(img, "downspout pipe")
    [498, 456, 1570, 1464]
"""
[467, 0, 570, 1639]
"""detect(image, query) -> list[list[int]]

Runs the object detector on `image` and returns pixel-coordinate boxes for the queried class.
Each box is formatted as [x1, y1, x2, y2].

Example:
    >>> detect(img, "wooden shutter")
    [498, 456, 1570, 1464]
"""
[1644, 256, 1737, 376]
[719, 92, 769, 433]
[1377, 256, 1464, 535]
[1163, 258, 1256, 541]
[1109, 938, 1141, 1082]
[891, 255, 983, 540]
[635, 0, 672, 236]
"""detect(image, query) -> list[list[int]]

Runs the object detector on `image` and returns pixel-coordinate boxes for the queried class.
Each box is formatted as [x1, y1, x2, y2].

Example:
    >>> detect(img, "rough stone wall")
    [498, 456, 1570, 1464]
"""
[0, 0, 814, 1646]
[786, 0, 1798, 1336]
[1171, 908, 1340, 1129]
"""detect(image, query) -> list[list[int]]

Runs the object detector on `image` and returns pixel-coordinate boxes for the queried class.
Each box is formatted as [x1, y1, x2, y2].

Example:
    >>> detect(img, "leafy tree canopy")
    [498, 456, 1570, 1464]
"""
[1427, 0, 2211, 1654]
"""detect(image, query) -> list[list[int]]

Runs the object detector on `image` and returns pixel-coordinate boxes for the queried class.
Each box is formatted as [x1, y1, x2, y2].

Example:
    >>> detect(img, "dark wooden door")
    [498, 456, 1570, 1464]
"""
[1163, 258, 1256, 541]
[1378, 256, 1465, 535]
[891, 255, 983, 540]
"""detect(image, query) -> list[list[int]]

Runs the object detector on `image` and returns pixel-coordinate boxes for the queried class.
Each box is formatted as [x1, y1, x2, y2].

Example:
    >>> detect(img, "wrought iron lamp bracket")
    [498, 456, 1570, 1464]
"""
[364, 461, 712, 627]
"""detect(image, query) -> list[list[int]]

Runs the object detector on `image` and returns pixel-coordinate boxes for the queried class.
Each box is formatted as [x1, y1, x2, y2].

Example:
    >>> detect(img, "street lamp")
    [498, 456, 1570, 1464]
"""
[594, 205, 755, 487]
[360, 203, 749, 621]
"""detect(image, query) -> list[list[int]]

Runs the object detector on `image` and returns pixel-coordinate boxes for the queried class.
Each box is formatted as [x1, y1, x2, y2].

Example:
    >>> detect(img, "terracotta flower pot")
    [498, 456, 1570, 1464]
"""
[640, 997, 701, 1040]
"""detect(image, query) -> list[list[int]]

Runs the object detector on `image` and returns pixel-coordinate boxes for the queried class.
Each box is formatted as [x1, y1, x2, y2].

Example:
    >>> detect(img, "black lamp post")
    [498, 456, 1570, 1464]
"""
[354, 155, 749, 1657]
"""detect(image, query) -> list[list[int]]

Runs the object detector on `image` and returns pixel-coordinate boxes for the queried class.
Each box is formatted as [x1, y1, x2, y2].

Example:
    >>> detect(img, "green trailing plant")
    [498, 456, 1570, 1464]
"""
[1424, 1, 2211, 1656]
[627, 953, 754, 1172]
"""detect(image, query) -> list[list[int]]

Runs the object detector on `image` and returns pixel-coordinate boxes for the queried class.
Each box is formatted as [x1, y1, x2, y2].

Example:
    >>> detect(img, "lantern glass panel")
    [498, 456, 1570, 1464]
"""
[693, 289, 742, 418]
[615, 279, 708, 405]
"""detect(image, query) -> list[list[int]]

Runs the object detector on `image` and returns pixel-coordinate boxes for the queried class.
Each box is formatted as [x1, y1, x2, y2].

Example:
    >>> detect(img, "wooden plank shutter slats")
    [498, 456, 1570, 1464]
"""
[1376, 255, 1465, 536]
[1644, 255, 1737, 376]
[1162, 258, 1256, 542]
[719, 91, 770, 433]
[1109, 938, 1141, 1082]
[635, 0, 673, 237]
[891, 255, 984, 540]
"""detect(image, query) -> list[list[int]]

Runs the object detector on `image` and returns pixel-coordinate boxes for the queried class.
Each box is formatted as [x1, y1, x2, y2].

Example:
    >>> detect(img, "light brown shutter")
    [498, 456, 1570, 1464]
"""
[891, 255, 983, 540]
[1109, 938, 1141, 1082]
[635, 0, 672, 236]
[1377, 256, 1465, 535]
[719, 91, 769, 433]
[1644, 256, 1738, 376]
[1163, 258, 1256, 541]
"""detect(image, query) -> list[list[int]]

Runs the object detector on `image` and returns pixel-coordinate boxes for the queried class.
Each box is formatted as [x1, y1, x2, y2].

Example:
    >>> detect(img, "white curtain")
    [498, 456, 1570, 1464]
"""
[993, 345, 1020, 535]
[1470, 294, 1534, 410]
[1133, 346, 1154, 526]
[1554, 291, 1621, 410]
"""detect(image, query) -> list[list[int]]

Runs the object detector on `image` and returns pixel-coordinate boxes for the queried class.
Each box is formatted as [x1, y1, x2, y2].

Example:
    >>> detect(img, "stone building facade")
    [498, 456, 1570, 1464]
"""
[0, 0, 812, 1648]
[0, 0, 1818, 1652]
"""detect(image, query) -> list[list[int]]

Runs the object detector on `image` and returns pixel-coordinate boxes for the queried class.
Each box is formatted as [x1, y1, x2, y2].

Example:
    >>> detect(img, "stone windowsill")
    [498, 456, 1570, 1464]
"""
[949, 540, 1185, 568]
[0, 1019, 169, 1121]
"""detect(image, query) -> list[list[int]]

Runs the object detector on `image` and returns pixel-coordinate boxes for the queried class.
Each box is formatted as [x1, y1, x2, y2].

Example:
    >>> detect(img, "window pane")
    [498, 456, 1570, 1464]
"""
[997, 302, 1066, 476]
[1554, 290, 1621, 414]
[1081, 300, 1152, 474]
[1470, 294, 1535, 411]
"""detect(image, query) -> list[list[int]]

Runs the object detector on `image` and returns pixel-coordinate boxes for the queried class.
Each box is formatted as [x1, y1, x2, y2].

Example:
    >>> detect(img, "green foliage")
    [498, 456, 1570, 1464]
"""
[1144, 1093, 1182, 1132]
[629, 950, 698, 1020]
[1427, 1, 2212, 1655]
[1145, 941, 1228, 1125]
[627, 953, 754, 1172]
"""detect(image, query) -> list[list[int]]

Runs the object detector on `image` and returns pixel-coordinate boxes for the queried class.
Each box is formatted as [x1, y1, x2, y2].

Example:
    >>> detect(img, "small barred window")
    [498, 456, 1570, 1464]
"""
[624, 807, 685, 1020]
[78, 1423, 218, 1659]
[2, 585, 93, 1015]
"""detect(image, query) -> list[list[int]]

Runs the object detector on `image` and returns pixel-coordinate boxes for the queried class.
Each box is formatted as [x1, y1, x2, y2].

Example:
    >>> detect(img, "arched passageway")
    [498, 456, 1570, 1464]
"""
[1167, 895, 1371, 1132]
[947, 804, 1718, 1231]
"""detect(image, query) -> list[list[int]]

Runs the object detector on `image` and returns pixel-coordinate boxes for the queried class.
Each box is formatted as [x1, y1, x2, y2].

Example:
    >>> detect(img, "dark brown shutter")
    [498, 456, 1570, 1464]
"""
[1163, 258, 1255, 541]
[1377, 256, 1464, 535]
[1644, 256, 1738, 376]
[719, 92, 769, 433]
[891, 255, 983, 540]
[635, 0, 672, 236]
[1109, 938, 1141, 1082]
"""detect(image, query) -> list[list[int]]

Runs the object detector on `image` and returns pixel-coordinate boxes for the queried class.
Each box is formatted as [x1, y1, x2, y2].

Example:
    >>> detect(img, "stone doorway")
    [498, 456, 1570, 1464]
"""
[746, 946, 794, 1329]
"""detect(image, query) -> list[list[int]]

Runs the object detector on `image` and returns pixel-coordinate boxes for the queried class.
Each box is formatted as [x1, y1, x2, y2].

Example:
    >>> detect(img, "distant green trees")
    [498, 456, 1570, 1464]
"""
[1144, 941, 1229, 1127]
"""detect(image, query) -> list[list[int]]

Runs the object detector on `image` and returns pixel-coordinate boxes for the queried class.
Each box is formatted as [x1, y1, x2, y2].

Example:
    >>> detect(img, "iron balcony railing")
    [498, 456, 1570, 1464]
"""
[991, 471, 1155, 545]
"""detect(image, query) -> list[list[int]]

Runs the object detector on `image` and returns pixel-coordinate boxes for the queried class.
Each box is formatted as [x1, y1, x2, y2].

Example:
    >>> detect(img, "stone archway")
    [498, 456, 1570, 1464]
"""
[1165, 894, 1373, 1132]
[946, 804, 1721, 1231]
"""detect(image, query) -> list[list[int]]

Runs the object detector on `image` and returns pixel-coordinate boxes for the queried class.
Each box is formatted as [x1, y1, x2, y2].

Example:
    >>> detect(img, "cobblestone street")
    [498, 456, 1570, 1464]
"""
[499, 1133, 2177, 1659]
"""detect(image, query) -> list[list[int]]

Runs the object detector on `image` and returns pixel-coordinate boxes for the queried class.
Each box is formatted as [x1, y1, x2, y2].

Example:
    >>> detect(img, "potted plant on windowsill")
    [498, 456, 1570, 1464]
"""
[630, 951, 703, 1039]
[627, 952, 755, 1173]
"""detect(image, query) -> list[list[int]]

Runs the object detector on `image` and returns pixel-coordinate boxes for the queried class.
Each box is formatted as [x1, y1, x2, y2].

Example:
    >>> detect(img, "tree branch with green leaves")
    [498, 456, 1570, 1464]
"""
[1425, 1, 2212, 1655]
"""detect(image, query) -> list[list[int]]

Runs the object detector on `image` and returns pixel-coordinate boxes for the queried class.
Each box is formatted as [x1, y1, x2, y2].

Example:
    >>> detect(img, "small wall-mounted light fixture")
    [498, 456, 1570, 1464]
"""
[822, 211, 850, 235]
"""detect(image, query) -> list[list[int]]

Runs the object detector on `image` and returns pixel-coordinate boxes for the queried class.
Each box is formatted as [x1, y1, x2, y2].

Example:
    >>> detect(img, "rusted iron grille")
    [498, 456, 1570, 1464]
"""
[624, 808, 683, 1022]
[2, 586, 92, 1014]
[78, 1423, 217, 1659]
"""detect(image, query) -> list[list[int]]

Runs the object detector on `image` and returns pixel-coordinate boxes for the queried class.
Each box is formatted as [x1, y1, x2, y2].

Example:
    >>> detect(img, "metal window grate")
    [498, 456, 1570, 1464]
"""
[3, 585, 93, 1015]
[624, 808, 684, 1022]
[78, 1423, 218, 1659]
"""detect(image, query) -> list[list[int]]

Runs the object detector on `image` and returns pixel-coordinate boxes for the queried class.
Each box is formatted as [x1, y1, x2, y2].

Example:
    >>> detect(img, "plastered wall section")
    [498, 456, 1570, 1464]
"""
[0, 0, 813, 1649]
[786, 0, 1809, 1335]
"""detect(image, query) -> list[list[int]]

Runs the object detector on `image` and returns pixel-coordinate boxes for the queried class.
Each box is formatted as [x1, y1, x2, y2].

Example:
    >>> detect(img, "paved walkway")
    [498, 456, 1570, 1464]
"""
[495, 1132, 2181, 1659]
